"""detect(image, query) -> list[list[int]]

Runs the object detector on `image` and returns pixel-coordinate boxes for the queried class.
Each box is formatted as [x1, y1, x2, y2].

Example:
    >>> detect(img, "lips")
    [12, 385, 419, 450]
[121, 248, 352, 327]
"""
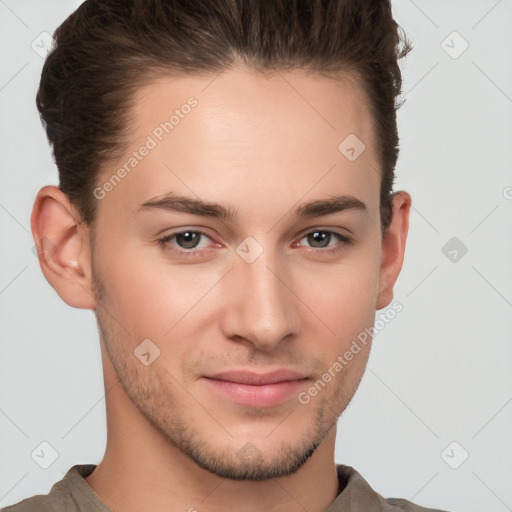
[202, 369, 309, 407]
[204, 369, 308, 385]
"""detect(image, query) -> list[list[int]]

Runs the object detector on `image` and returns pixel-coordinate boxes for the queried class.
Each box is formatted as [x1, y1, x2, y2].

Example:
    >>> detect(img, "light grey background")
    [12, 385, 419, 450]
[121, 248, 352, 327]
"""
[1, 1, 511, 511]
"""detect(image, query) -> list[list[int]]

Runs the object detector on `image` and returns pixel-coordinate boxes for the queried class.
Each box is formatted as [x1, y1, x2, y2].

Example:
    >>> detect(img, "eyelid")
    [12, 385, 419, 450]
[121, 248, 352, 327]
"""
[157, 228, 219, 248]
[295, 225, 352, 241]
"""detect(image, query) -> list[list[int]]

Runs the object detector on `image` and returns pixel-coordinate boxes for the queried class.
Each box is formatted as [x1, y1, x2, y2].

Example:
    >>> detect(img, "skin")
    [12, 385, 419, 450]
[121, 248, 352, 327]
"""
[31, 66, 411, 512]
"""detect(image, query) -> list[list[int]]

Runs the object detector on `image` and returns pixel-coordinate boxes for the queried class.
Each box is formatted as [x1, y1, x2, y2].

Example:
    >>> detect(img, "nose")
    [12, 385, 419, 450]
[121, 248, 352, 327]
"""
[219, 247, 300, 351]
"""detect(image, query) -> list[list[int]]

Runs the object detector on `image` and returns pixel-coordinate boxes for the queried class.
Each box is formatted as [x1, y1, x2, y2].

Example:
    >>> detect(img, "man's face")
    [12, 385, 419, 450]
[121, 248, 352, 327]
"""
[90, 68, 384, 480]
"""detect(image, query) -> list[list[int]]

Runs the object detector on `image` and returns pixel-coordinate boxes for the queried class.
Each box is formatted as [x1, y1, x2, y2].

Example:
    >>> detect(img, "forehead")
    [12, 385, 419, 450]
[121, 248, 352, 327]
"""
[131, 67, 375, 150]
[97, 67, 381, 223]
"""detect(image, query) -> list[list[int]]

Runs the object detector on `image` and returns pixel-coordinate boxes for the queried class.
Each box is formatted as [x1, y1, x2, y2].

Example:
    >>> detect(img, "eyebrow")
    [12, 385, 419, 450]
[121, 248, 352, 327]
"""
[136, 192, 366, 221]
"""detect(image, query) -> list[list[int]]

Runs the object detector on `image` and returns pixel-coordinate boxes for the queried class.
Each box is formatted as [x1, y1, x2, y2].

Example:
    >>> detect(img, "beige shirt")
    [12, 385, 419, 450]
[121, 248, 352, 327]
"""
[1, 463, 450, 512]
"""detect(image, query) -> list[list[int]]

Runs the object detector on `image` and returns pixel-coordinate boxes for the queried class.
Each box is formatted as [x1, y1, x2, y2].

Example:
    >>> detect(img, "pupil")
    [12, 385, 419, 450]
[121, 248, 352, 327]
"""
[309, 231, 329, 248]
[178, 232, 198, 248]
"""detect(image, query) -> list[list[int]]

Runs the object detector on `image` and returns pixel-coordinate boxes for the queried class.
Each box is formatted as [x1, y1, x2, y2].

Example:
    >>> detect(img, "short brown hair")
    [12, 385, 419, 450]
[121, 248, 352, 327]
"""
[36, 0, 412, 234]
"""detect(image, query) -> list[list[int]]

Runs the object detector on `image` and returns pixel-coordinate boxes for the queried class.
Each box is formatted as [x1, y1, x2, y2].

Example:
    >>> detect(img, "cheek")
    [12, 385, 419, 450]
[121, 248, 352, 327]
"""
[298, 243, 381, 360]
[94, 239, 170, 338]
[96, 225, 381, 358]
[299, 244, 381, 321]
[97, 241, 221, 353]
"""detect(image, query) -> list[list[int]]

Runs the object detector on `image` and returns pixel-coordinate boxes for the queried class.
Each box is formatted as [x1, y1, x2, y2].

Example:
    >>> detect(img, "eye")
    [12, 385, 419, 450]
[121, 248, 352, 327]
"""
[157, 229, 216, 257]
[294, 229, 352, 254]
[157, 228, 352, 259]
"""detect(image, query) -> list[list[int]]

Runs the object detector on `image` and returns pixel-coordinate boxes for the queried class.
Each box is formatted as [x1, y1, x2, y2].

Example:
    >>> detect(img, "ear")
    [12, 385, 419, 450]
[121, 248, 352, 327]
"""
[31, 185, 96, 309]
[376, 190, 411, 310]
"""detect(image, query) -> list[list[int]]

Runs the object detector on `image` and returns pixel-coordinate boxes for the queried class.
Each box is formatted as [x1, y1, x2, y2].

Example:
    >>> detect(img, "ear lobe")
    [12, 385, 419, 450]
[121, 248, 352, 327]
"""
[31, 185, 96, 310]
[376, 190, 411, 311]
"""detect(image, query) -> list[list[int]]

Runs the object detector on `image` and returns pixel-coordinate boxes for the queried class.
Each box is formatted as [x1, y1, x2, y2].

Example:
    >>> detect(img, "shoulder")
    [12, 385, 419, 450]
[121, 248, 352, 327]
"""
[1, 464, 99, 512]
[379, 496, 451, 511]
[335, 464, 452, 512]
[1, 493, 57, 512]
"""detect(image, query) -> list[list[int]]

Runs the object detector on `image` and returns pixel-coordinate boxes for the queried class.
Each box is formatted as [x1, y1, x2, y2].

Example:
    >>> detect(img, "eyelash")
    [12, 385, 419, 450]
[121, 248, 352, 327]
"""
[156, 229, 352, 258]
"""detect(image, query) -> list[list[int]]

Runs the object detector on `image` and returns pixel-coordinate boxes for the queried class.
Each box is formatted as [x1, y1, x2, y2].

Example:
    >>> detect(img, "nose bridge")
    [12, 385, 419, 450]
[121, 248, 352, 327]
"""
[222, 243, 299, 349]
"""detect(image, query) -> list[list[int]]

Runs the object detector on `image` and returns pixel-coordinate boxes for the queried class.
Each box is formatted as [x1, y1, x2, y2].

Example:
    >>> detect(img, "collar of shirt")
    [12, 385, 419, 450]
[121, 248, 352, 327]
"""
[64, 463, 383, 512]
